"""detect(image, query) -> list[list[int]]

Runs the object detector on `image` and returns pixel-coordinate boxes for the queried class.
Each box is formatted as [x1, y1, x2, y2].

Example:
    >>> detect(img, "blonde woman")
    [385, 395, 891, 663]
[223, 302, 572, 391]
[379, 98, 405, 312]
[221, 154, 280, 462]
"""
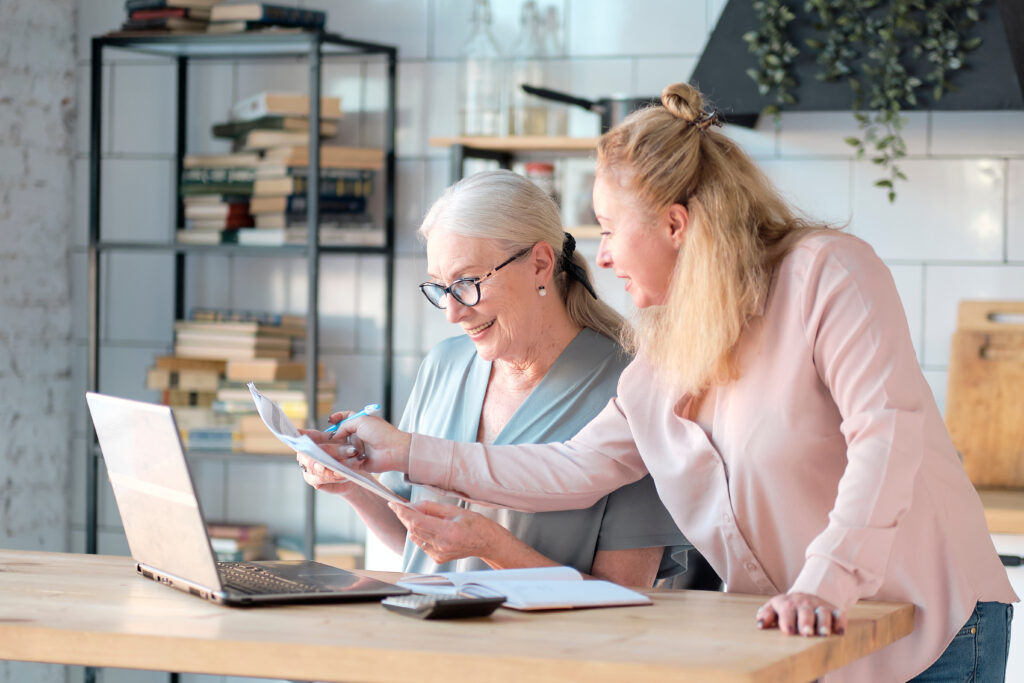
[330, 84, 1016, 681]
[299, 170, 690, 585]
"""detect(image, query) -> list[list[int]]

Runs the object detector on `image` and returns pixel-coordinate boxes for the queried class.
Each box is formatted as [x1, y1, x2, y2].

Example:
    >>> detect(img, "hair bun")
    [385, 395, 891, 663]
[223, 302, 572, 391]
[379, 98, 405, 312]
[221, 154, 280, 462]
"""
[661, 82, 704, 124]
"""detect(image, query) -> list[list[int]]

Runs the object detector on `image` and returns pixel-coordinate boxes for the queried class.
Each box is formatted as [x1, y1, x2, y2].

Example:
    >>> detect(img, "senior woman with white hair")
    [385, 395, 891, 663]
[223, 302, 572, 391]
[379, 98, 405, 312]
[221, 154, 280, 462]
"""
[297, 169, 692, 585]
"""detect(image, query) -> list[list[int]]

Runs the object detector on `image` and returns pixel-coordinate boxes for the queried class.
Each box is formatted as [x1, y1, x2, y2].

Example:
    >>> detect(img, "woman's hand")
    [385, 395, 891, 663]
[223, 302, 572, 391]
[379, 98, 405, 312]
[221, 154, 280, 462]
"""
[330, 415, 412, 473]
[387, 500, 498, 565]
[295, 443, 362, 496]
[756, 593, 847, 637]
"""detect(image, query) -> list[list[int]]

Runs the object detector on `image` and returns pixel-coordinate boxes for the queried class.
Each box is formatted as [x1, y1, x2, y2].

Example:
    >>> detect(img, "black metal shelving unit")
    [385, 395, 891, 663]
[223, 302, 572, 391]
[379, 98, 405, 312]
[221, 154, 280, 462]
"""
[85, 31, 397, 566]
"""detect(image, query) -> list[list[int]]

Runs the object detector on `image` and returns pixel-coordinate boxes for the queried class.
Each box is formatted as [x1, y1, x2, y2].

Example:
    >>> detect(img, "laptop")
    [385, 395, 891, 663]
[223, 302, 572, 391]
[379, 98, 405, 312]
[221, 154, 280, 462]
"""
[85, 391, 409, 607]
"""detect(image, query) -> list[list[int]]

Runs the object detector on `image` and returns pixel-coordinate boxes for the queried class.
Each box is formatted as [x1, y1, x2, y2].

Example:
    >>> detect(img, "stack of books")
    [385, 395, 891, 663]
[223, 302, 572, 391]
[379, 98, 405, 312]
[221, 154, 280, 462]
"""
[173, 317, 305, 362]
[207, 522, 271, 561]
[207, 3, 326, 34]
[145, 355, 236, 447]
[224, 357, 334, 452]
[120, 0, 221, 33]
[247, 141, 383, 247]
[178, 152, 259, 245]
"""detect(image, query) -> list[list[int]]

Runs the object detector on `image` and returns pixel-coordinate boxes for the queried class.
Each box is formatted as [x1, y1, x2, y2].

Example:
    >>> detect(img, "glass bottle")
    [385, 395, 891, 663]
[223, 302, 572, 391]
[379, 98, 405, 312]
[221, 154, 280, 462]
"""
[542, 5, 569, 136]
[458, 0, 505, 136]
[508, 0, 548, 136]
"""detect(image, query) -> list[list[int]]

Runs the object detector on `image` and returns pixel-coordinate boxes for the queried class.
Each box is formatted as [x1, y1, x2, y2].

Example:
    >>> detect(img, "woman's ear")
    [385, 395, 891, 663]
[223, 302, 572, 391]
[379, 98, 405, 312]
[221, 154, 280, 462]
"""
[667, 203, 689, 250]
[531, 240, 556, 282]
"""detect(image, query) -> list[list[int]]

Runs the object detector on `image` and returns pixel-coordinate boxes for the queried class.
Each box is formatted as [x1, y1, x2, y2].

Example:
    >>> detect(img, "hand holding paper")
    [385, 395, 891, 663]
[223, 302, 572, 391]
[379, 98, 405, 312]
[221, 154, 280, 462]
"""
[247, 383, 410, 507]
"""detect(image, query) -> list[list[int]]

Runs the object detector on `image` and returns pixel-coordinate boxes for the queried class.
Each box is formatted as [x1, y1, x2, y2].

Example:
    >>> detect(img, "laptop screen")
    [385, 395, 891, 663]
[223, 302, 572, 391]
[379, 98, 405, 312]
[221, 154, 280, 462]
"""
[86, 392, 224, 590]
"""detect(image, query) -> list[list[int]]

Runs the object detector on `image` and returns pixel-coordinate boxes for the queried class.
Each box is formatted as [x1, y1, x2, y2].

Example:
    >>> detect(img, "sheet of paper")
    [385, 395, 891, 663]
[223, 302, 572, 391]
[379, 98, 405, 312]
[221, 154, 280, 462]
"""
[247, 383, 410, 507]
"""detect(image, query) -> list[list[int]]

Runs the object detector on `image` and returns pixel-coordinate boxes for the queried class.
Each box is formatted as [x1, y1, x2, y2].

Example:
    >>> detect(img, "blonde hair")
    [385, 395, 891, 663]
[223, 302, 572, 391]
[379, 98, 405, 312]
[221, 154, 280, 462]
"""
[597, 82, 825, 395]
[419, 170, 625, 342]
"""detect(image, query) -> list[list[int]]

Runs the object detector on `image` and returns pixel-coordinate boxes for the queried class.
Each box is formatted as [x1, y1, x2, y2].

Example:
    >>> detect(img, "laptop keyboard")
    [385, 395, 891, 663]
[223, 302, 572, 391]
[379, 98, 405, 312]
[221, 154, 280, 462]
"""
[218, 562, 327, 595]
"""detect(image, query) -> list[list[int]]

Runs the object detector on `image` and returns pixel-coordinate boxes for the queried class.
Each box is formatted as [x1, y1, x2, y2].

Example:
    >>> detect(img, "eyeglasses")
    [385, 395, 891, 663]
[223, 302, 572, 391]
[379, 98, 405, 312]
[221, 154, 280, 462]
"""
[419, 247, 532, 309]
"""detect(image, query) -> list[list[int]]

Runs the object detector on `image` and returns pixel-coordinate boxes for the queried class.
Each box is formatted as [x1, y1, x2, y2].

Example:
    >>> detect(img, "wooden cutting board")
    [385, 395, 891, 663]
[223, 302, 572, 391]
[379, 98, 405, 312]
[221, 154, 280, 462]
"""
[946, 301, 1024, 488]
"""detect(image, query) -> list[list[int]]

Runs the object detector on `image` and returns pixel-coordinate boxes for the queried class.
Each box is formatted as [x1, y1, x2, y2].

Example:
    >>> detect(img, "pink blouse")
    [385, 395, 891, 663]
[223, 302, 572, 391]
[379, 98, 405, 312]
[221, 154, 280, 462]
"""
[406, 231, 1016, 681]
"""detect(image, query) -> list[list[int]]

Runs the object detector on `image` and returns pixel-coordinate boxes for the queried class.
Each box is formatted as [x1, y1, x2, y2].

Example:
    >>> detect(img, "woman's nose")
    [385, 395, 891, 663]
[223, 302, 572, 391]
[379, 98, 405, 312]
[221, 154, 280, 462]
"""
[596, 238, 612, 269]
[445, 297, 468, 323]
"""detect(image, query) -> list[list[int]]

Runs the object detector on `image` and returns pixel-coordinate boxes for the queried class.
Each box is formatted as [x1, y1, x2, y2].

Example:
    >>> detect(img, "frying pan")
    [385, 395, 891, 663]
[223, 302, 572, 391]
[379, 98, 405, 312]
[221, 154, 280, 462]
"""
[521, 84, 660, 133]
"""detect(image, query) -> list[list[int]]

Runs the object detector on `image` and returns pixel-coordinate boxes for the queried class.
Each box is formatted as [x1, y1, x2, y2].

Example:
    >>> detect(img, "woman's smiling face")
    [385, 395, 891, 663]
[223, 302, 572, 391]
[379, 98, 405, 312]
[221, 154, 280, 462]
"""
[592, 173, 681, 309]
[425, 229, 538, 362]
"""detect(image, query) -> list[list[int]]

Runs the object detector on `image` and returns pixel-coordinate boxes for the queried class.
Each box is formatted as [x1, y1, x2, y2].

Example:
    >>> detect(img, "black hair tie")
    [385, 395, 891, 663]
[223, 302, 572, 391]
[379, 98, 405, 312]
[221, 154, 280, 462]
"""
[561, 232, 597, 299]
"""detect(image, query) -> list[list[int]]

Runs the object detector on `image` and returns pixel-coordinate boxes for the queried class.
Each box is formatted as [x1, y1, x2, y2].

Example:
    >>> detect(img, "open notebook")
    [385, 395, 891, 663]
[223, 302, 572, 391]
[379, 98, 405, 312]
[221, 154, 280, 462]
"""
[397, 566, 653, 611]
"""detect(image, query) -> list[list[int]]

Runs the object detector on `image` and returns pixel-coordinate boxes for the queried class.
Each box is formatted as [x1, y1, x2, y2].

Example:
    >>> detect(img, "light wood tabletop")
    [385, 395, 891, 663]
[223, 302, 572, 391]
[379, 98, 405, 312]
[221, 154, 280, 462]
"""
[0, 549, 914, 683]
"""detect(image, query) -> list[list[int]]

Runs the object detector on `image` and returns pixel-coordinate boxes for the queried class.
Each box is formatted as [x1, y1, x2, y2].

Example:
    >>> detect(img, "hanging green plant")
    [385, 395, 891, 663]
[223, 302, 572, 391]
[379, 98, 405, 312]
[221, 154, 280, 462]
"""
[743, 0, 984, 202]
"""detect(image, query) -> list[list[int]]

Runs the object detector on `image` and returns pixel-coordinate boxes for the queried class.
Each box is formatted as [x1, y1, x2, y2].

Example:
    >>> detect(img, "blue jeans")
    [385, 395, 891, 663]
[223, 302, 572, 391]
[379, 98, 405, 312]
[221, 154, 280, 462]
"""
[908, 601, 1013, 682]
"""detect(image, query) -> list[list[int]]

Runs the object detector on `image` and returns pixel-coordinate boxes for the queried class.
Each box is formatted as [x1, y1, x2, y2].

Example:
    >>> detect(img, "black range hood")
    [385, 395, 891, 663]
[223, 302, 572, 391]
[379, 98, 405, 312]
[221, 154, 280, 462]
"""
[690, 0, 1024, 128]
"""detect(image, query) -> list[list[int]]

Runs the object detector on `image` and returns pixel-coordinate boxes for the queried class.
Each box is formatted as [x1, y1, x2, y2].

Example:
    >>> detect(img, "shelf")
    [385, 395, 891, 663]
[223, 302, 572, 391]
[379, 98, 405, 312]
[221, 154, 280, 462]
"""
[97, 30, 396, 59]
[186, 449, 301, 464]
[93, 241, 390, 256]
[430, 136, 600, 153]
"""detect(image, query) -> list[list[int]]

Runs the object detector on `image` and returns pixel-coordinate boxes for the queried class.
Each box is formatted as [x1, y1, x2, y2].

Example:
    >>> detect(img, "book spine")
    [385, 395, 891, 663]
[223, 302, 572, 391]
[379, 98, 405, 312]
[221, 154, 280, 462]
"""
[182, 167, 257, 184]
[282, 195, 367, 214]
[290, 177, 373, 197]
[124, 0, 169, 11]
[253, 5, 326, 29]
[129, 7, 187, 20]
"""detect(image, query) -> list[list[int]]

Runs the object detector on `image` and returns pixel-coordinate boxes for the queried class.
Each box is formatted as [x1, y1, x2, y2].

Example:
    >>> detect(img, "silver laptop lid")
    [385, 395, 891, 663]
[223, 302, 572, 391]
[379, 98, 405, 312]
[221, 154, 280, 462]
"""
[85, 392, 222, 591]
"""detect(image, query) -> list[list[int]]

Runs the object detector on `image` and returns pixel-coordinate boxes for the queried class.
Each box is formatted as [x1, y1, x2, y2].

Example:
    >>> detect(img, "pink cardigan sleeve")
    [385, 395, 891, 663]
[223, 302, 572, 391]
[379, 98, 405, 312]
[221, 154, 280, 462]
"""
[407, 395, 649, 511]
[787, 237, 927, 609]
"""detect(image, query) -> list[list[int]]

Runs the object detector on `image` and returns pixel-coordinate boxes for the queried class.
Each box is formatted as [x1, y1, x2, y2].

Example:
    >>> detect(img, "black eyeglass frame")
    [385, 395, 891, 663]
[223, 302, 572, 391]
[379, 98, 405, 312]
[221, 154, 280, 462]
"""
[418, 246, 533, 309]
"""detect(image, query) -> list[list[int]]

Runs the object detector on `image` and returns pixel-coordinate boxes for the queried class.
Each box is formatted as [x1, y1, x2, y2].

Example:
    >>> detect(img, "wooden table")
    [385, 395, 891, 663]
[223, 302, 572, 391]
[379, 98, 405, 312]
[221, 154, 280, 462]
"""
[0, 550, 914, 683]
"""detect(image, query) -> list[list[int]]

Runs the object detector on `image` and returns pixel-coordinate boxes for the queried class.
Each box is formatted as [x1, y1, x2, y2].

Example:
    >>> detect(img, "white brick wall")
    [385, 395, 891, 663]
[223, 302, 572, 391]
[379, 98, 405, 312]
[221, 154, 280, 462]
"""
[0, 1, 75, 682]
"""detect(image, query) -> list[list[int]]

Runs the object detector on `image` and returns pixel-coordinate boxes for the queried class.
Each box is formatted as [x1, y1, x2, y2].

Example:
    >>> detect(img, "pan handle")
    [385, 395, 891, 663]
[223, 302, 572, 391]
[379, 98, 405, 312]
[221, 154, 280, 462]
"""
[521, 84, 600, 112]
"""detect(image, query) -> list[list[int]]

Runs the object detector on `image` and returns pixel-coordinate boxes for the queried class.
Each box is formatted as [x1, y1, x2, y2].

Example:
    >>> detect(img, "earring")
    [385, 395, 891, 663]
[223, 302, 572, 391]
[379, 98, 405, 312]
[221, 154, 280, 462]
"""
[538, 286, 547, 297]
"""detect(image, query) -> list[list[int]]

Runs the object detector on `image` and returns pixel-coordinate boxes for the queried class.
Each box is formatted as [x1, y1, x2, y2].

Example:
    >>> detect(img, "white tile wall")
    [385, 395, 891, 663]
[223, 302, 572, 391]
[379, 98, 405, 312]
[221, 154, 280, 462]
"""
[930, 112, 1024, 156]
[566, 0, 707, 58]
[850, 159, 1005, 262]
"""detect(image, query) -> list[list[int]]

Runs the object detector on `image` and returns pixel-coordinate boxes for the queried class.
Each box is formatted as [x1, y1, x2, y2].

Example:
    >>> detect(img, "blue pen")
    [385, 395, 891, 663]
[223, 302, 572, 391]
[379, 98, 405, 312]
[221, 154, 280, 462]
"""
[324, 403, 381, 434]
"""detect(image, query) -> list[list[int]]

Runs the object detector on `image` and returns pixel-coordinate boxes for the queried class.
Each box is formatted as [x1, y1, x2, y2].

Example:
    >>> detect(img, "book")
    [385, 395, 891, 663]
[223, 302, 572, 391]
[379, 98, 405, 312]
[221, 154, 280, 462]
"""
[262, 145, 384, 170]
[146, 366, 221, 392]
[129, 7, 211, 20]
[154, 355, 227, 373]
[162, 389, 216, 408]
[181, 166, 256, 195]
[253, 162, 374, 180]
[209, 3, 326, 29]
[396, 566, 653, 611]
[252, 212, 371, 229]
[206, 521, 269, 541]
[226, 358, 322, 382]
[175, 228, 238, 245]
[121, 16, 207, 31]
[212, 116, 338, 139]
[190, 307, 305, 327]
[231, 92, 342, 122]
[237, 129, 316, 151]
[252, 171, 373, 198]
[248, 194, 367, 215]
[183, 152, 261, 169]
[174, 318, 306, 338]
[175, 344, 291, 361]
[184, 200, 250, 220]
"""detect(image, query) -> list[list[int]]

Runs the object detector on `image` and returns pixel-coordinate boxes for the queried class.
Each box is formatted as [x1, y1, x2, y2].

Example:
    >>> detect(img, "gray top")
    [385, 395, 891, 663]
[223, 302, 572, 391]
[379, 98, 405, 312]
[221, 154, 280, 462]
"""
[381, 328, 689, 578]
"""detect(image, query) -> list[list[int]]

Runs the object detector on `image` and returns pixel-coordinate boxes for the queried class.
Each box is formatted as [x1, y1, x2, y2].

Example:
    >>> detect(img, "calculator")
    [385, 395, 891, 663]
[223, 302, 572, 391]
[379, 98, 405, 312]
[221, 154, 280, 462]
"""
[380, 592, 506, 619]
